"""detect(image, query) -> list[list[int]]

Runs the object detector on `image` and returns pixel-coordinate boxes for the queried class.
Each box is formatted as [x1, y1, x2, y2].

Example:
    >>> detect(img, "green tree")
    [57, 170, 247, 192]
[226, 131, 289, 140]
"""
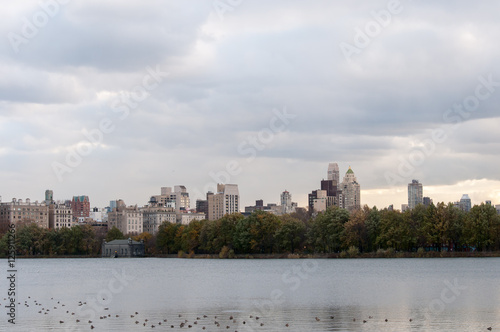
[290, 208, 310, 223]
[464, 203, 499, 251]
[181, 220, 204, 253]
[156, 222, 181, 254]
[200, 213, 242, 253]
[105, 226, 125, 242]
[307, 206, 350, 253]
[403, 204, 427, 251]
[234, 211, 281, 254]
[274, 214, 306, 253]
[44, 229, 62, 255]
[444, 203, 465, 251]
[376, 209, 404, 250]
[79, 224, 98, 255]
[133, 232, 155, 255]
[365, 206, 381, 252]
[343, 207, 369, 252]
[16, 223, 46, 255]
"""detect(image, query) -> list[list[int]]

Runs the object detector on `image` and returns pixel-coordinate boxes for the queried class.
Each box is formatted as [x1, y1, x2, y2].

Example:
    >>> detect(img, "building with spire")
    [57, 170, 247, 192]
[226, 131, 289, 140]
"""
[341, 166, 361, 212]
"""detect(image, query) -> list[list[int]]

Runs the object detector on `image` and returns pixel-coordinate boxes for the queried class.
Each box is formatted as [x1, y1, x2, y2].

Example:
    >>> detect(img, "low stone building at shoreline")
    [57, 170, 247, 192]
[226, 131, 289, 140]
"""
[102, 238, 145, 258]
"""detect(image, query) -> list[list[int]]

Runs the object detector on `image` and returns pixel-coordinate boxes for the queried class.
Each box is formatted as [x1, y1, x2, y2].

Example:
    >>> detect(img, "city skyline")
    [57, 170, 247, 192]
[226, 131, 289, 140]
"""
[1, 1, 500, 212]
[0, 171, 496, 213]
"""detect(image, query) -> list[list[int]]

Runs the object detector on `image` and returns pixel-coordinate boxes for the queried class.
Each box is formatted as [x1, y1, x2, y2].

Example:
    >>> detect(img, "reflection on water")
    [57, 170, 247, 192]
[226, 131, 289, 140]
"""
[4, 257, 500, 331]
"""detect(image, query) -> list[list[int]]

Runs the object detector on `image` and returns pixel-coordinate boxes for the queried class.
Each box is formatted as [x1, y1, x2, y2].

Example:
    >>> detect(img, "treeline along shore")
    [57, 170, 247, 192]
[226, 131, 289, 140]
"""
[1, 203, 500, 258]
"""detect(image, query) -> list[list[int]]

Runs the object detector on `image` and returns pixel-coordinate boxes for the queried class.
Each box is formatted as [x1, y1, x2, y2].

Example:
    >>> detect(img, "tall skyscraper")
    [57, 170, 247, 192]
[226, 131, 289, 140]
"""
[341, 166, 361, 212]
[207, 184, 240, 220]
[408, 180, 423, 210]
[327, 163, 340, 187]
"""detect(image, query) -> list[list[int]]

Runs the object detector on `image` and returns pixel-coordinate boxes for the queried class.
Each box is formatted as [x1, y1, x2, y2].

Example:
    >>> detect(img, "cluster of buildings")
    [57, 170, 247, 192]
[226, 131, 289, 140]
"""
[307, 163, 361, 214]
[244, 190, 298, 215]
[243, 163, 362, 216]
[399, 179, 498, 213]
[3, 161, 499, 237]
[0, 191, 97, 233]
[0, 184, 243, 236]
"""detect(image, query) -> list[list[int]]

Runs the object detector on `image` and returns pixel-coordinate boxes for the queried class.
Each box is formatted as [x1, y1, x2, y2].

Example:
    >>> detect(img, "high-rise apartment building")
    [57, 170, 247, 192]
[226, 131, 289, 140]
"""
[71, 196, 90, 220]
[207, 184, 240, 220]
[280, 190, 296, 215]
[153, 186, 190, 212]
[153, 187, 177, 208]
[196, 199, 209, 219]
[327, 163, 340, 187]
[174, 185, 190, 212]
[341, 167, 361, 212]
[312, 190, 328, 212]
[407, 180, 423, 210]
[459, 194, 472, 212]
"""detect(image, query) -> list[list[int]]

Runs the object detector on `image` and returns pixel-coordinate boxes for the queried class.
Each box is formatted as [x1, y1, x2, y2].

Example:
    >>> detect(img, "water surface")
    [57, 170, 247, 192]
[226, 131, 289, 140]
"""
[3, 257, 499, 331]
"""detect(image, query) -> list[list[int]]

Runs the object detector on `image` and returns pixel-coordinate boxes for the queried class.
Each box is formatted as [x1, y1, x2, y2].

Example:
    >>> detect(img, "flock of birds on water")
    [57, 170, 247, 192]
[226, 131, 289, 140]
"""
[2, 295, 496, 331]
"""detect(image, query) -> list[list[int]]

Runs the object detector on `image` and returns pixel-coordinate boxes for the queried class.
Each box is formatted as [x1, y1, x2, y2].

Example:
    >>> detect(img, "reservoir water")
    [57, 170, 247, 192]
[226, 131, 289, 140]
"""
[3, 257, 500, 331]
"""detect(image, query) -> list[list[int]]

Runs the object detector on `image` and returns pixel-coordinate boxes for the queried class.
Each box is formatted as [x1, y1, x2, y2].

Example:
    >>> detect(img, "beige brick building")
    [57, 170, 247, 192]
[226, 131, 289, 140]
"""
[48, 203, 75, 230]
[178, 212, 206, 225]
[142, 205, 176, 234]
[0, 198, 49, 232]
[107, 200, 143, 235]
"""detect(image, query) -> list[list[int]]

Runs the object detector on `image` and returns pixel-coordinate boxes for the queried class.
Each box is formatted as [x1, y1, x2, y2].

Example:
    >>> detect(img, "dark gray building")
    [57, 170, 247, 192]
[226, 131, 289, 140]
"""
[102, 238, 145, 258]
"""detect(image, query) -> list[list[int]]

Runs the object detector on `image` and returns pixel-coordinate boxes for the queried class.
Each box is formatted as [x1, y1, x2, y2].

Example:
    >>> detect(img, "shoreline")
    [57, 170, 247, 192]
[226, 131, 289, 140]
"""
[5, 251, 500, 259]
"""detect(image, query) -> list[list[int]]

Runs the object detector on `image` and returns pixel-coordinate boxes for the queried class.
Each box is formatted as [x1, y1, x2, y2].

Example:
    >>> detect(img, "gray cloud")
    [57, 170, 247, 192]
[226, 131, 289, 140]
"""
[1, 0, 500, 208]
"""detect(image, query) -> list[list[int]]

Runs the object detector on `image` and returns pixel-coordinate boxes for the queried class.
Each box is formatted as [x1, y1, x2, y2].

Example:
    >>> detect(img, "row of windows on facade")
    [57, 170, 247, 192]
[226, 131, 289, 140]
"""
[11, 216, 45, 220]
[1, 212, 47, 215]
[1, 208, 46, 212]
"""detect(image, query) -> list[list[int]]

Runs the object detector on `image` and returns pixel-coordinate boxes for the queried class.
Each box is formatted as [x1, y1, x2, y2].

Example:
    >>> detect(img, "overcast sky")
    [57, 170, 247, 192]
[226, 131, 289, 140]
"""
[1, 0, 499, 210]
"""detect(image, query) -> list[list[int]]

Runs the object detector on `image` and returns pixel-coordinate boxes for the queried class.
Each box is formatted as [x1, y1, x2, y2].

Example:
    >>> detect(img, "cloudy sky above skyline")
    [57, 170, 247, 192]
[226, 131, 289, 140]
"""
[1, 0, 499, 210]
